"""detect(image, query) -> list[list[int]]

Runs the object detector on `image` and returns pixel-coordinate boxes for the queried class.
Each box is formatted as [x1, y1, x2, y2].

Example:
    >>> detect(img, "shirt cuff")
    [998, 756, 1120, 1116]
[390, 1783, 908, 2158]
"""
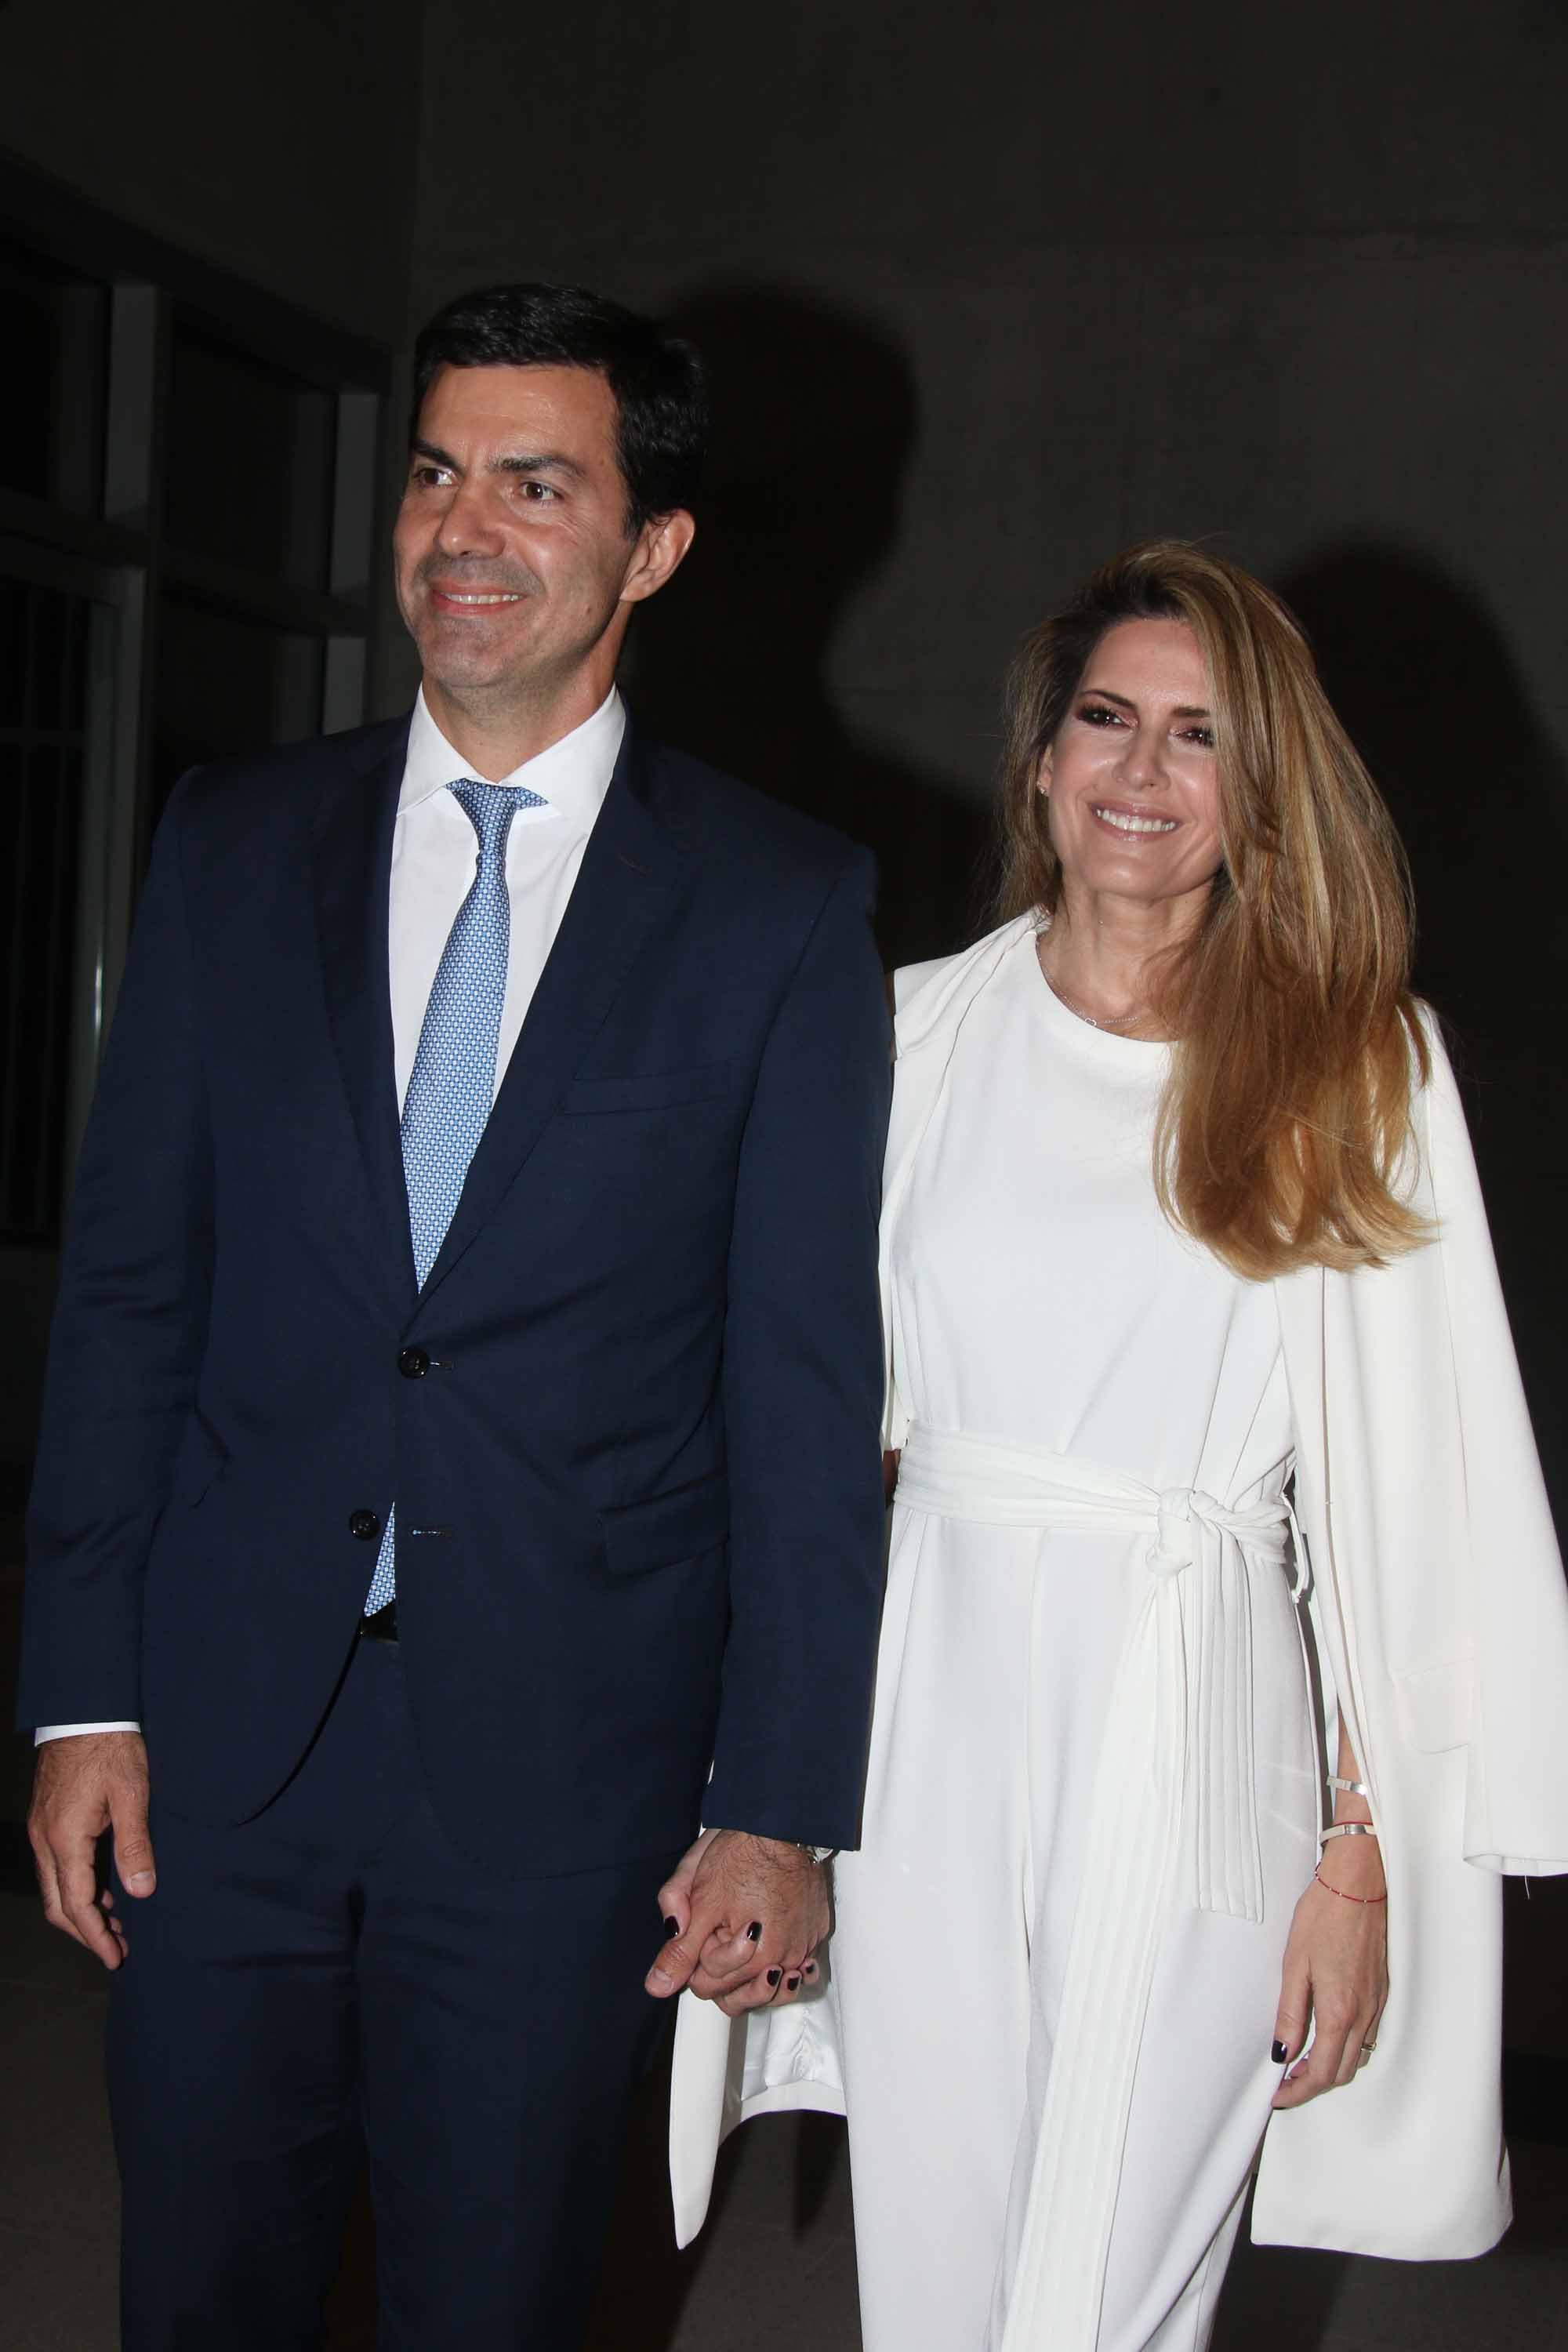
[34, 1722, 142, 1744]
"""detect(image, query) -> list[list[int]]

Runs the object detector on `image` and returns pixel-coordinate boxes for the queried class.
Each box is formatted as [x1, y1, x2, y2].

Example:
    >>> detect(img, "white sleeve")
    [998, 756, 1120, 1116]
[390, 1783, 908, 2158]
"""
[34, 1722, 142, 1744]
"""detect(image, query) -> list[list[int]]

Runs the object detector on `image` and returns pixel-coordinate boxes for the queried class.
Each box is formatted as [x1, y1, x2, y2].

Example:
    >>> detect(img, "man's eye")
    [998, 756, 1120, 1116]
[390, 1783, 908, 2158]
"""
[410, 465, 450, 489]
[517, 480, 558, 502]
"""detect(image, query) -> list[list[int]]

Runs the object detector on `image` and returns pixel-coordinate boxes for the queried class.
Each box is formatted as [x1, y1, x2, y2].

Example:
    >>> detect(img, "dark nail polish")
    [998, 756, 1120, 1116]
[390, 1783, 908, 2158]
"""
[767, 1968, 782, 1987]
[663, 1917, 679, 1939]
[746, 1920, 763, 1942]
[786, 1975, 800, 1991]
[1271, 2038, 1289, 2063]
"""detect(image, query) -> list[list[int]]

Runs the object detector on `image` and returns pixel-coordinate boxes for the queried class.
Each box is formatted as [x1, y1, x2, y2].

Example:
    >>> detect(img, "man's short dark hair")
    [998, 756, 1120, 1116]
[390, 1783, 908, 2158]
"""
[411, 282, 710, 535]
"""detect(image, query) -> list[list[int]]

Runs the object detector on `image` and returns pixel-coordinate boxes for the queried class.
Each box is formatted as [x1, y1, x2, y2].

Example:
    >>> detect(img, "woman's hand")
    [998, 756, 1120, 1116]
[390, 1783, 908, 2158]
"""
[1270, 1838, 1388, 2107]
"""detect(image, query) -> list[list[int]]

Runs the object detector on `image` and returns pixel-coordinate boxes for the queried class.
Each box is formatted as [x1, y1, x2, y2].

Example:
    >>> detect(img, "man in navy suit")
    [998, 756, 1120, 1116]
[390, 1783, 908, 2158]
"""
[20, 283, 890, 2347]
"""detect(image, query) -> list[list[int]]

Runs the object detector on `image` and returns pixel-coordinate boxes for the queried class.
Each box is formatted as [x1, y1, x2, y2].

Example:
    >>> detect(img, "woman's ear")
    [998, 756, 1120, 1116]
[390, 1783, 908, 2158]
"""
[1035, 751, 1052, 797]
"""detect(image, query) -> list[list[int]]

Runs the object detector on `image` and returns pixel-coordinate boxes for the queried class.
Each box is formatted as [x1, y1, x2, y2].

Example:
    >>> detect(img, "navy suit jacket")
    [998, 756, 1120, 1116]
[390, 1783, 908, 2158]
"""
[19, 712, 891, 1873]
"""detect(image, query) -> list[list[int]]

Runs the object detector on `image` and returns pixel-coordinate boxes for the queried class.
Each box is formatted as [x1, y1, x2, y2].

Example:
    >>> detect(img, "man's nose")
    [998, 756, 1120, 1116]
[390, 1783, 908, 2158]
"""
[435, 476, 505, 557]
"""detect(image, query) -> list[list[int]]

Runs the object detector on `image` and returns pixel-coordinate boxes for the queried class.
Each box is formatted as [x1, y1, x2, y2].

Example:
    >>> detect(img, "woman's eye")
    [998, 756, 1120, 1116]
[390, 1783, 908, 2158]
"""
[1182, 725, 1216, 749]
[1078, 702, 1122, 727]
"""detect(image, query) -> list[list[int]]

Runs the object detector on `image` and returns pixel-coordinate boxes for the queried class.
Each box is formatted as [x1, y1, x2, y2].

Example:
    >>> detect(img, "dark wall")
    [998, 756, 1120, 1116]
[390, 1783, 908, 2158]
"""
[406, 0, 1568, 1523]
[0, 0, 423, 344]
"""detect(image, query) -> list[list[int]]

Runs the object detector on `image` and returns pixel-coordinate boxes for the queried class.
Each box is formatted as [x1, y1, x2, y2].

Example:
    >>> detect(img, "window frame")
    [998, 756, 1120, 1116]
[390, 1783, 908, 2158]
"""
[0, 154, 391, 1211]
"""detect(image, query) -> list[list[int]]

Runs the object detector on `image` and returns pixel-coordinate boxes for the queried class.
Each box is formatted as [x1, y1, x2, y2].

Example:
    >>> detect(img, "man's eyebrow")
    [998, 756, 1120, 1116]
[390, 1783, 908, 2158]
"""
[492, 451, 588, 481]
[410, 437, 459, 470]
[1078, 684, 1212, 719]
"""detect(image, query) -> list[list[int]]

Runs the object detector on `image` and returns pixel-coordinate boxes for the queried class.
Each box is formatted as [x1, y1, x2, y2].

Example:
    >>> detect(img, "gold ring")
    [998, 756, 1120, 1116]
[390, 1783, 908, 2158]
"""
[1359, 2040, 1377, 2056]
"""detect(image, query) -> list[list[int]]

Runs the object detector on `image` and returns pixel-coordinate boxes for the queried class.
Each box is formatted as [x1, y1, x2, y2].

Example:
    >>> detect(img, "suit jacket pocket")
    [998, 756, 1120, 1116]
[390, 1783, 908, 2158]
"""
[559, 1063, 735, 1116]
[599, 1470, 729, 1577]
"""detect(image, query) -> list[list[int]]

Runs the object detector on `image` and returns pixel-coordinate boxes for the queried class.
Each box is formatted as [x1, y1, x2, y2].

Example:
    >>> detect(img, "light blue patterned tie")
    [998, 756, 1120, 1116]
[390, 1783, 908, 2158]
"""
[365, 776, 546, 1614]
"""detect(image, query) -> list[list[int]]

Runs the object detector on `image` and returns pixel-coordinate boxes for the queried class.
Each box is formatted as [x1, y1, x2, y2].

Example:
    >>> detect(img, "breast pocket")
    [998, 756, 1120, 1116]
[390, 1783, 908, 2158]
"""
[558, 1063, 735, 1116]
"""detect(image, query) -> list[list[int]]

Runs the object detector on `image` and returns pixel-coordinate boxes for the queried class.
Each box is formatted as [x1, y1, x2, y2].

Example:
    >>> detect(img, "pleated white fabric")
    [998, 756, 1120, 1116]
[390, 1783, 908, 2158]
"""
[892, 1424, 1305, 2347]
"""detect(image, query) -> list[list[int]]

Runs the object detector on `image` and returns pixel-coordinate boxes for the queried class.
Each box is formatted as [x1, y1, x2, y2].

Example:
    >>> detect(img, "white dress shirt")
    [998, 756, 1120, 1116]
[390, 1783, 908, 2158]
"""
[38, 684, 626, 1742]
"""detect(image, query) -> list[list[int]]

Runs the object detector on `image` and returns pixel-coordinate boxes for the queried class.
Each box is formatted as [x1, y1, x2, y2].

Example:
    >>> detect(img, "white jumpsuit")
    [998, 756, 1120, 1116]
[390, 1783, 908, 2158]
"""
[833, 925, 1320, 2350]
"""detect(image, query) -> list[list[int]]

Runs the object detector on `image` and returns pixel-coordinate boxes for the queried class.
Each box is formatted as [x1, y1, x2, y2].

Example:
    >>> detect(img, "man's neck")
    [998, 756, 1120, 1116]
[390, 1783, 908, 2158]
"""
[419, 670, 613, 782]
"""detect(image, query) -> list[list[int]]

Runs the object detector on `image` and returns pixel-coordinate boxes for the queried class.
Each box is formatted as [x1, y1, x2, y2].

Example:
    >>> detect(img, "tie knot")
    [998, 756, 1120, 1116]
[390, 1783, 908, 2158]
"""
[449, 776, 546, 858]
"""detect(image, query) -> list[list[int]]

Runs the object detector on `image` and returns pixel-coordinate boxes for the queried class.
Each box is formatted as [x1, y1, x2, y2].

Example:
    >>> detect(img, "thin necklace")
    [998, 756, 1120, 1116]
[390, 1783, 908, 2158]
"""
[1040, 966, 1149, 1035]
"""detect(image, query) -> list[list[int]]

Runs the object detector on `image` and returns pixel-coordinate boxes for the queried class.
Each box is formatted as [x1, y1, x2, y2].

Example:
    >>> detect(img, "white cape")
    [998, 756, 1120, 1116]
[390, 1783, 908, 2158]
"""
[670, 917, 1568, 2262]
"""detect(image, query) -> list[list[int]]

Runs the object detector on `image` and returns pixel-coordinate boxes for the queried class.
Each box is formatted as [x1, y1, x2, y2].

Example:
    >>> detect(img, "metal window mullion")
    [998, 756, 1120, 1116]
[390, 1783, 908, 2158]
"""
[62, 594, 128, 1196]
[34, 729, 78, 1224]
[323, 387, 380, 731]
[0, 591, 39, 1227]
[103, 281, 165, 924]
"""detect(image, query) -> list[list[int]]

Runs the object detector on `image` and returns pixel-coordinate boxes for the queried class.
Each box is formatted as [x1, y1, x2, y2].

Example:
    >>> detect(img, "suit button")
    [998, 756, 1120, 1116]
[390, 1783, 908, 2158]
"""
[397, 1346, 430, 1380]
[348, 1508, 382, 1541]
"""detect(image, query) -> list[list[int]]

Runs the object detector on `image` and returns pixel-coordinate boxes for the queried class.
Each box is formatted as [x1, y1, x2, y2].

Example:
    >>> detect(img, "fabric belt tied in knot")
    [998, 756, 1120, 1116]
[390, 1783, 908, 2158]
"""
[1149, 1484, 1217, 1576]
[893, 1422, 1308, 2349]
[896, 1426, 1302, 1927]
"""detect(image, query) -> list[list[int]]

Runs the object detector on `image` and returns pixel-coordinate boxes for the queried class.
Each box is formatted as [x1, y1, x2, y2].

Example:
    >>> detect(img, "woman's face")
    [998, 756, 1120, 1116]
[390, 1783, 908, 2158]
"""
[1040, 619, 1225, 915]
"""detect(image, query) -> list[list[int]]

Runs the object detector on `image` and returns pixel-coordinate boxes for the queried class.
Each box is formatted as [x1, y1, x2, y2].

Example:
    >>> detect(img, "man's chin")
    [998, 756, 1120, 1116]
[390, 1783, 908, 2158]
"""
[417, 631, 533, 698]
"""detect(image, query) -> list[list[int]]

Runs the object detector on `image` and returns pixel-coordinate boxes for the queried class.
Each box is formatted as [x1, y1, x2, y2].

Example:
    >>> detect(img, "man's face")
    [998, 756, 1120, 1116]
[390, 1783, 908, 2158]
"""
[394, 362, 648, 711]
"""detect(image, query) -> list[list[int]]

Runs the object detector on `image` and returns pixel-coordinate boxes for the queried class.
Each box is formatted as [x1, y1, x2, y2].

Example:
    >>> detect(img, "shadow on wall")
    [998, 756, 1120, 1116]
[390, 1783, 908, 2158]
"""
[620, 281, 992, 971]
[1279, 542, 1568, 1540]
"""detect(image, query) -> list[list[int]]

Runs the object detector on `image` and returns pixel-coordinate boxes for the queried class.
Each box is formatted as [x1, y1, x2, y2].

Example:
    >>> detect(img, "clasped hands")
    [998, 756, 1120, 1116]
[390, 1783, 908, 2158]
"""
[645, 1828, 829, 2016]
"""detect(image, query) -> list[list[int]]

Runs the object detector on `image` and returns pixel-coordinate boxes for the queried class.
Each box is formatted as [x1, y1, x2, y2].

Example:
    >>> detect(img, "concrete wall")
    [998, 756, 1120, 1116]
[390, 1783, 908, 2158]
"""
[0, 0, 423, 345]
[405, 1, 1566, 898]
[405, 0, 1568, 1519]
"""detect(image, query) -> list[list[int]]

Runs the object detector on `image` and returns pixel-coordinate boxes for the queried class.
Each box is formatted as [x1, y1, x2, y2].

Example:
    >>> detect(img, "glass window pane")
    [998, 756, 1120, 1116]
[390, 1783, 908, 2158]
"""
[164, 323, 335, 590]
[0, 579, 89, 1243]
[0, 239, 106, 511]
[151, 594, 324, 827]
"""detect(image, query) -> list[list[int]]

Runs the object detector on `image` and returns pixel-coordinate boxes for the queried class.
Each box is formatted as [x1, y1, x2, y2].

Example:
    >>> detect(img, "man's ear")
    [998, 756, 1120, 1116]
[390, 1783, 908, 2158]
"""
[620, 508, 696, 607]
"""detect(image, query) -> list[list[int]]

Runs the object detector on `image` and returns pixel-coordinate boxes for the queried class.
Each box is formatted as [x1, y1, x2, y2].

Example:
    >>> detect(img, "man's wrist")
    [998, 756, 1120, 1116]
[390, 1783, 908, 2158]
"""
[707, 1828, 836, 1866]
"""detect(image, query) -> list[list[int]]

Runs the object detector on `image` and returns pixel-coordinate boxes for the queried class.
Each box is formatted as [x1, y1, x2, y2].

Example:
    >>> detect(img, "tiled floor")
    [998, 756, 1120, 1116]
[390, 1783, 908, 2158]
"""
[2, 1882, 1564, 2350]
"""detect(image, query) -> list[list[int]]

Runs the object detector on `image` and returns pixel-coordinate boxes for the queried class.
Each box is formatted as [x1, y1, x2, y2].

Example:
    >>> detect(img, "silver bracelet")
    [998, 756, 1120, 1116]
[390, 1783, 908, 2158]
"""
[1320, 1821, 1378, 1844]
[1329, 1775, 1372, 1800]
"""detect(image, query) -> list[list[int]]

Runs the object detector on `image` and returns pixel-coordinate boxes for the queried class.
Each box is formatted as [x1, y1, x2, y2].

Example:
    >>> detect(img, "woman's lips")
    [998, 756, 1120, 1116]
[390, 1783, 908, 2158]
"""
[1089, 803, 1178, 837]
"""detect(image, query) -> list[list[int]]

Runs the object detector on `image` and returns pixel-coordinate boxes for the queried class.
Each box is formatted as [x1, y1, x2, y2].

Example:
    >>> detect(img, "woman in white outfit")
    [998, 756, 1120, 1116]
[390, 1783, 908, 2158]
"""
[670, 540, 1568, 2352]
[843, 542, 1396, 2350]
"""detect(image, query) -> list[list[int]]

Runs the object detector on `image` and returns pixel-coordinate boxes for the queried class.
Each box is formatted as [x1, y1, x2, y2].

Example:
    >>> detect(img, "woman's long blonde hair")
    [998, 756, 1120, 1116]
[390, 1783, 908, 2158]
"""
[998, 540, 1429, 1279]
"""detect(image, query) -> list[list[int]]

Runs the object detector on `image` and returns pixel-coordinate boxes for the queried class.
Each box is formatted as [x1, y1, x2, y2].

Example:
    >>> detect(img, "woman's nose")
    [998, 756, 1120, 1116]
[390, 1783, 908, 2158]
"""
[1116, 731, 1163, 790]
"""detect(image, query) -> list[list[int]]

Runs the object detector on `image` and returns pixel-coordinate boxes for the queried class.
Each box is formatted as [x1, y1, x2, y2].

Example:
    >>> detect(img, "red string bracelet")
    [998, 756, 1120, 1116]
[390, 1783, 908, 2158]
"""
[1314, 1864, 1387, 1904]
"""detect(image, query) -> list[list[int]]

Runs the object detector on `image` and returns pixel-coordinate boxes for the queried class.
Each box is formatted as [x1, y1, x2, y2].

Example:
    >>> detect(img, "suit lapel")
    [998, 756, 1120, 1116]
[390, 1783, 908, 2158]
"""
[312, 720, 419, 1310]
[413, 720, 686, 1308]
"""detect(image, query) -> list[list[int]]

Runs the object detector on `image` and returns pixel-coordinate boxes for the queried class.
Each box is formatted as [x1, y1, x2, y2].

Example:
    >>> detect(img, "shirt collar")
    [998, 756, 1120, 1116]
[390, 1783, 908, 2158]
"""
[399, 684, 626, 836]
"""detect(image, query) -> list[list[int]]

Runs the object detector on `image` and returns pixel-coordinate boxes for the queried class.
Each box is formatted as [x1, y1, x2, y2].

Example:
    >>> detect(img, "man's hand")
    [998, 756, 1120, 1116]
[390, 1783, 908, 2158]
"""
[645, 1829, 829, 2017]
[28, 1731, 155, 1971]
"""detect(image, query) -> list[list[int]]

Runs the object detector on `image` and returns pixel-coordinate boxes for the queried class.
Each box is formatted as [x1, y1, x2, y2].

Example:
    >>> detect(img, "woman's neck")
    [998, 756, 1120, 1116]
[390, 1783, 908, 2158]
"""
[1036, 885, 1207, 1037]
